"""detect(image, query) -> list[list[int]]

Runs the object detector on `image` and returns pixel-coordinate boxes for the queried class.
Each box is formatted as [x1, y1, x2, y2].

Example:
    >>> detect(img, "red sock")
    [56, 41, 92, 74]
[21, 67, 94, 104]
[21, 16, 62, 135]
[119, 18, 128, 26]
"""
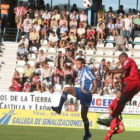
[104, 130, 114, 140]
[113, 128, 123, 134]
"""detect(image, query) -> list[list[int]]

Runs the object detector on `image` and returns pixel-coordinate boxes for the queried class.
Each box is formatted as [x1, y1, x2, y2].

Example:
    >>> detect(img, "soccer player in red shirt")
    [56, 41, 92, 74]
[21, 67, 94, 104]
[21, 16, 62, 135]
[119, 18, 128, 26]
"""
[98, 52, 140, 126]
[104, 90, 125, 140]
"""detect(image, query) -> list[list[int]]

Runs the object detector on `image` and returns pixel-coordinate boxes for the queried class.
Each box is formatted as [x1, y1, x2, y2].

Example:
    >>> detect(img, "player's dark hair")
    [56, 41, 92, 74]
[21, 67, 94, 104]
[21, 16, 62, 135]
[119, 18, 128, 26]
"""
[119, 52, 128, 58]
[76, 58, 85, 64]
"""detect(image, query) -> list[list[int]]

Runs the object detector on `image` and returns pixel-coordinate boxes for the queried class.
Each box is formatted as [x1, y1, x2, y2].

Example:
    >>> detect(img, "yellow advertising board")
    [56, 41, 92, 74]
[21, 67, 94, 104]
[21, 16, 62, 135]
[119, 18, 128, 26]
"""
[0, 109, 96, 129]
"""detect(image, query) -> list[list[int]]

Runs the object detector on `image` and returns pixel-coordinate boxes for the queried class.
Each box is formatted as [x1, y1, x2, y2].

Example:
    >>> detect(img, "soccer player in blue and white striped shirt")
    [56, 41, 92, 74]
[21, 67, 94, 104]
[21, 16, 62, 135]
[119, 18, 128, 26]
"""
[52, 54, 97, 140]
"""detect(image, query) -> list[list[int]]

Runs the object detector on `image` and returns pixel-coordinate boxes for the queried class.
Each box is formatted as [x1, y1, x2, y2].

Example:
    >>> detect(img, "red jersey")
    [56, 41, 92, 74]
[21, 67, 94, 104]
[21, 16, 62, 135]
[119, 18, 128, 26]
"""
[122, 58, 140, 82]
[109, 98, 124, 116]
[11, 83, 21, 92]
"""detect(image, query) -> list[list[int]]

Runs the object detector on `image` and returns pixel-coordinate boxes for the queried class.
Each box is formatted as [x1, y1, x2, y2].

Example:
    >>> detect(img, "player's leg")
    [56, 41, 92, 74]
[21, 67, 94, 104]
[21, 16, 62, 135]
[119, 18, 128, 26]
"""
[52, 87, 76, 114]
[113, 122, 125, 135]
[81, 105, 91, 140]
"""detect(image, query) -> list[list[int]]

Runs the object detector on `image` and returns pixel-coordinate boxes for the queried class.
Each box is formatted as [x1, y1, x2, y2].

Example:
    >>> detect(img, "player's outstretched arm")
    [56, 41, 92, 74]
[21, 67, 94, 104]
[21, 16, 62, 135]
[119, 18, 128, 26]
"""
[108, 68, 126, 74]
[92, 79, 97, 94]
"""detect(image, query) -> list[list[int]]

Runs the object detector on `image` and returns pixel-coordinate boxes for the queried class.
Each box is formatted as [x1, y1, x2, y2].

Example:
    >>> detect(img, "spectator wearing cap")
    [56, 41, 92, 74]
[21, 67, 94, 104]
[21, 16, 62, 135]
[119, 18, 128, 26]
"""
[19, 36, 29, 48]
[113, 33, 129, 55]
[106, 19, 115, 37]
[117, 5, 125, 15]
[50, 17, 58, 33]
[0, 0, 10, 32]
[29, 28, 40, 46]
[42, 9, 51, 20]
[17, 43, 29, 61]
[48, 31, 59, 49]
[21, 20, 32, 39]
[35, 49, 46, 68]
[133, 13, 140, 30]
[97, 19, 105, 43]
[77, 23, 86, 39]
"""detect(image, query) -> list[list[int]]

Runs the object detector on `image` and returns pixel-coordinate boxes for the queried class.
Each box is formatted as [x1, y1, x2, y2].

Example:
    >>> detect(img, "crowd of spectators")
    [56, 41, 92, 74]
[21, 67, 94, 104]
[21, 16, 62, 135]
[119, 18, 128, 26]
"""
[7, 1, 140, 95]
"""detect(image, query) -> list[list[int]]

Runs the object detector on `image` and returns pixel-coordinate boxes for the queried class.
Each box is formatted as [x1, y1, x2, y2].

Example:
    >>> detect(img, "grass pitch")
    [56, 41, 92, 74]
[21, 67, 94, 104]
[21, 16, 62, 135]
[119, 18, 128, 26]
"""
[0, 125, 139, 140]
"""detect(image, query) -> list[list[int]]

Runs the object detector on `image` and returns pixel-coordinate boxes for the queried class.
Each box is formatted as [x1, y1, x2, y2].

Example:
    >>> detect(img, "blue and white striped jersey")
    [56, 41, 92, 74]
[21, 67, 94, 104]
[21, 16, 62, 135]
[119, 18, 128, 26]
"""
[77, 65, 95, 92]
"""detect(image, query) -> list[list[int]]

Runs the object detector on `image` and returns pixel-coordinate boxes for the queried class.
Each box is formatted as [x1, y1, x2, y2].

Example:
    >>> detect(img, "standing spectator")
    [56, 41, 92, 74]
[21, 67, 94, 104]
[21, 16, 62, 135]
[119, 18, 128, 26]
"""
[0, 0, 10, 32]
[14, 1, 27, 29]
[70, 4, 79, 13]
[107, 7, 116, 16]
[113, 34, 129, 54]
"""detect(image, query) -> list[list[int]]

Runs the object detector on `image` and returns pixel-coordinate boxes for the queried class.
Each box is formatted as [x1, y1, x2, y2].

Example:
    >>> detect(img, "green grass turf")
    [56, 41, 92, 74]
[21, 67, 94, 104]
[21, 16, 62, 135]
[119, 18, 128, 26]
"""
[0, 125, 140, 140]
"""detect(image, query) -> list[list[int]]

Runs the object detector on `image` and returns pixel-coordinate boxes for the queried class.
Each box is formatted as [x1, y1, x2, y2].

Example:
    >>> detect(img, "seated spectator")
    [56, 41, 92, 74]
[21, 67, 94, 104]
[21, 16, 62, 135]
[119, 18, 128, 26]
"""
[60, 31, 69, 48]
[97, 20, 105, 43]
[115, 18, 123, 36]
[55, 51, 64, 68]
[97, 59, 106, 78]
[113, 33, 129, 54]
[29, 28, 40, 47]
[54, 66, 64, 84]
[42, 9, 51, 20]
[69, 17, 78, 28]
[86, 25, 95, 39]
[41, 23, 49, 39]
[133, 13, 140, 30]
[75, 51, 86, 60]
[69, 32, 77, 44]
[23, 14, 32, 24]
[77, 23, 86, 39]
[106, 61, 113, 70]
[48, 31, 59, 49]
[86, 35, 96, 50]
[23, 79, 31, 92]
[35, 49, 46, 68]
[33, 21, 41, 33]
[23, 63, 35, 83]
[21, 20, 32, 39]
[17, 43, 29, 61]
[59, 16, 68, 27]
[65, 43, 76, 56]
[98, 5, 106, 22]
[31, 73, 41, 91]
[59, 23, 68, 35]
[19, 36, 29, 48]
[9, 78, 21, 92]
[52, 9, 61, 21]
[70, 10, 79, 21]
[41, 63, 53, 88]
[69, 26, 77, 35]
[42, 77, 53, 93]
[106, 19, 115, 37]
[32, 14, 42, 25]
[64, 65, 73, 86]
[50, 17, 58, 33]
[12, 71, 22, 83]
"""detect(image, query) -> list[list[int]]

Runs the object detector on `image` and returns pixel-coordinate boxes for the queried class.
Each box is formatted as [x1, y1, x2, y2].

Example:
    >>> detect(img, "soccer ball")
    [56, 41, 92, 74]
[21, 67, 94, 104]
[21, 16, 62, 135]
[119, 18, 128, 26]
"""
[83, 0, 93, 9]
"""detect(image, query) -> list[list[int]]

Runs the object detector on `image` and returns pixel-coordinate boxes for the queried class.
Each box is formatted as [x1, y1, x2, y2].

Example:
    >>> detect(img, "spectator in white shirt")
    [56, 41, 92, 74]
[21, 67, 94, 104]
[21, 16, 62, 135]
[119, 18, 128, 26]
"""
[23, 14, 32, 24]
[115, 18, 123, 36]
[75, 51, 86, 60]
[19, 36, 29, 48]
[42, 9, 51, 20]
[77, 22, 86, 39]
[33, 21, 41, 32]
[48, 31, 59, 49]
[106, 19, 115, 37]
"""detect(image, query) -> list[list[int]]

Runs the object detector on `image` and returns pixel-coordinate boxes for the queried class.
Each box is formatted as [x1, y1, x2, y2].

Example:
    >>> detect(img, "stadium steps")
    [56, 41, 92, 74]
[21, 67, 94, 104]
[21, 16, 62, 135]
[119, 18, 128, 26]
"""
[0, 42, 18, 91]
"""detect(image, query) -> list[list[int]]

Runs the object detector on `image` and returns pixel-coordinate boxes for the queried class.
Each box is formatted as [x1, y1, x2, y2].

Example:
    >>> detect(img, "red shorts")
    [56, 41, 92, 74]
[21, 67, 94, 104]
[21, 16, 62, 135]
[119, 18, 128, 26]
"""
[122, 80, 140, 102]
[110, 118, 123, 130]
